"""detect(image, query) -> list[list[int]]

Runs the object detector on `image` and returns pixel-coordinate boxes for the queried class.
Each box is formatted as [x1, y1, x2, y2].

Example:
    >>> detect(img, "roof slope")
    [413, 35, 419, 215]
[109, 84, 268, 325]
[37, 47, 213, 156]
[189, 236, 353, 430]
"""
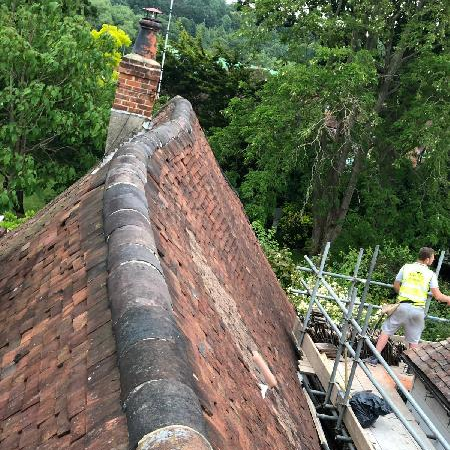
[404, 339, 450, 409]
[0, 97, 320, 450]
[130, 97, 319, 449]
[0, 164, 128, 449]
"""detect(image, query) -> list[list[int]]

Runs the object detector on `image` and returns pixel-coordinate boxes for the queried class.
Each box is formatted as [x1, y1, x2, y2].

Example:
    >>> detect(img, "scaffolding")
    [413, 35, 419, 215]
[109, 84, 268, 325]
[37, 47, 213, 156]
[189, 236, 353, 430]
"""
[293, 242, 450, 450]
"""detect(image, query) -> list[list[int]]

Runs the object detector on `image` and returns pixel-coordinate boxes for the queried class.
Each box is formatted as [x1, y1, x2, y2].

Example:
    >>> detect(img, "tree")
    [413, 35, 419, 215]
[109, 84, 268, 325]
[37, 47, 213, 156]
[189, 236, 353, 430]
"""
[90, 0, 139, 39]
[160, 25, 259, 130]
[0, 0, 124, 214]
[212, 0, 450, 253]
[120, 0, 230, 29]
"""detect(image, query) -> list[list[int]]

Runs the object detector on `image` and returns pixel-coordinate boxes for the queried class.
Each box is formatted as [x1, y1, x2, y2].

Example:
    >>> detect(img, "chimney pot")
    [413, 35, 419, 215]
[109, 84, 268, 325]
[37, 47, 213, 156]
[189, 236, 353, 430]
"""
[132, 7, 162, 60]
[143, 7, 162, 19]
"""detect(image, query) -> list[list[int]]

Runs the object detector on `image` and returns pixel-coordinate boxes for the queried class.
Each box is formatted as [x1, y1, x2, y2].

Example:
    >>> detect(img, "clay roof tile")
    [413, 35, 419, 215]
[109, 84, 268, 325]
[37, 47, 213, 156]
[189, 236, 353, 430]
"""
[405, 338, 450, 404]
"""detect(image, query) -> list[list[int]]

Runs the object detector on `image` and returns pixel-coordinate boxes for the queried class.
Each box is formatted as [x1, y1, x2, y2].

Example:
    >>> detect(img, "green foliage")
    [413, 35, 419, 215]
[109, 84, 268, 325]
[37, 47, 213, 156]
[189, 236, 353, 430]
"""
[192, 10, 288, 70]
[276, 204, 312, 250]
[332, 243, 415, 304]
[211, 52, 378, 214]
[254, 212, 449, 342]
[24, 185, 55, 211]
[160, 25, 259, 130]
[90, 0, 139, 39]
[0, 210, 36, 231]
[0, 0, 125, 213]
[92, 23, 131, 48]
[152, 94, 171, 116]
[211, 0, 450, 253]
[122, 0, 230, 29]
[0, 155, 36, 210]
[330, 243, 450, 341]
[252, 220, 295, 289]
[334, 158, 450, 253]
[291, 274, 347, 327]
[209, 94, 257, 188]
[423, 285, 450, 341]
[92, 23, 132, 69]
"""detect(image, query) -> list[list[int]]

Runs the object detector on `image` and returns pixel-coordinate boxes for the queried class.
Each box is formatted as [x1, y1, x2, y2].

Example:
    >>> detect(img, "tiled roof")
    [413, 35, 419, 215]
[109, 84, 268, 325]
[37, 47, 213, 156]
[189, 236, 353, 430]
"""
[404, 339, 450, 408]
[0, 97, 321, 450]
[142, 98, 320, 450]
[0, 165, 128, 449]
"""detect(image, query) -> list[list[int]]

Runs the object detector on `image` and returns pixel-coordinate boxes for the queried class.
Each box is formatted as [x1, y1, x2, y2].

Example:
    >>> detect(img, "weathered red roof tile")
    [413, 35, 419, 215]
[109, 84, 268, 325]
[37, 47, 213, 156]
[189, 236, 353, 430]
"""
[137, 98, 320, 450]
[0, 165, 129, 449]
[404, 338, 450, 408]
[1, 97, 321, 450]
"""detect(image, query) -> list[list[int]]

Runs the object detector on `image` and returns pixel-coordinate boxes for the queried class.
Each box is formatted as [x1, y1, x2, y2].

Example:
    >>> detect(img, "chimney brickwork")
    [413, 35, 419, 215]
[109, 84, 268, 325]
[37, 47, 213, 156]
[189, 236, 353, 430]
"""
[113, 54, 160, 117]
[105, 9, 162, 155]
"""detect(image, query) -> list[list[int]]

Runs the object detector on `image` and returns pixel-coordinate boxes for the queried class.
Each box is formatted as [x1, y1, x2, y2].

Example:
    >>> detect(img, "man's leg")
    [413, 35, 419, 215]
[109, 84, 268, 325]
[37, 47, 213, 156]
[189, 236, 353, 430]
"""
[365, 332, 391, 366]
[365, 311, 402, 366]
[405, 305, 425, 350]
[376, 332, 390, 353]
[405, 318, 421, 374]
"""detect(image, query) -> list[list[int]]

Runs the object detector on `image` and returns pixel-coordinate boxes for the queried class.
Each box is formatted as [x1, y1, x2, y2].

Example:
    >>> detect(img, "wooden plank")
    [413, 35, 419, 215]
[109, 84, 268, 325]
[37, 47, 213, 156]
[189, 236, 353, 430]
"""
[298, 352, 316, 375]
[302, 385, 329, 446]
[298, 361, 316, 375]
[301, 333, 344, 401]
[302, 333, 375, 450]
[292, 316, 303, 352]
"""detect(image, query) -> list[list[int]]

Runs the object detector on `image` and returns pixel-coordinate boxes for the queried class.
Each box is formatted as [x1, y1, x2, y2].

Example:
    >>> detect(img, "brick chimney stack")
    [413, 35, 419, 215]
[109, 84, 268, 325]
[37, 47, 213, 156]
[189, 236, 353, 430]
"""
[105, 8, 162, 154]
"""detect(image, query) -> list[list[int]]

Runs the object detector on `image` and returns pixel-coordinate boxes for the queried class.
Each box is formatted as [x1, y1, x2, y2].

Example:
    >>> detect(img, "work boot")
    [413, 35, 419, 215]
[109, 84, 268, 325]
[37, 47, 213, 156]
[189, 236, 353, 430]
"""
[364, 356, 379, 366]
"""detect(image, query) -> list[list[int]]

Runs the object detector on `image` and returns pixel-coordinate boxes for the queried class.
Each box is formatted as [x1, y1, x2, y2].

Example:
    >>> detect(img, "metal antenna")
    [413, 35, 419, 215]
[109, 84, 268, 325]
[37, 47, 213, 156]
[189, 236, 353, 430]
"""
[156, 0, 175, 99]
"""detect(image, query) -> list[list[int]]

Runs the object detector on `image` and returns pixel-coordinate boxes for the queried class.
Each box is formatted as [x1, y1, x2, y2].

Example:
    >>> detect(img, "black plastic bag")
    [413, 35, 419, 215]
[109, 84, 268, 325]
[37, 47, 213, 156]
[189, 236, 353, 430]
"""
[349, 391, 393, 428]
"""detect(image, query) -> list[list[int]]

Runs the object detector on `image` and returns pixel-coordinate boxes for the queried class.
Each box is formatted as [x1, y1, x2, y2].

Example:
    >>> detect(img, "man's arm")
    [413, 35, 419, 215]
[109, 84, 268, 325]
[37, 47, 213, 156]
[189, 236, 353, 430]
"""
[431, 287, 450, 305]
[394, 266, 404, 294]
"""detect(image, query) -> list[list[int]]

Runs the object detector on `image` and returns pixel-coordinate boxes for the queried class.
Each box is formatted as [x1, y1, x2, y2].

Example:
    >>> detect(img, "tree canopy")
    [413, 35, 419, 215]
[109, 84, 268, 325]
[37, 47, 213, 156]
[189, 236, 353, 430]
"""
[90, 0, 140, 39]
[159, 26, 262, 130]
[0, 0, 126, 213]
[116, 0, 230, 29]
[211, 0, 450, 254]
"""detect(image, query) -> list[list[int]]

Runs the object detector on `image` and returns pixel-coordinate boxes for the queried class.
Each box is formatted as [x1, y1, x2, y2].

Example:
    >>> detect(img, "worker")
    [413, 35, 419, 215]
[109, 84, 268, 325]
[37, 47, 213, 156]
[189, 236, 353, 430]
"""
[366, 247, 450, 366]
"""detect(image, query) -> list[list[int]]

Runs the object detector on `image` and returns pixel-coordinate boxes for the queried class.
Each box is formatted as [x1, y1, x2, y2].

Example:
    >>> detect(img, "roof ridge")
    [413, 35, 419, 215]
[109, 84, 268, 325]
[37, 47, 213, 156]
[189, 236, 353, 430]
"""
[103, 96, 212, 449]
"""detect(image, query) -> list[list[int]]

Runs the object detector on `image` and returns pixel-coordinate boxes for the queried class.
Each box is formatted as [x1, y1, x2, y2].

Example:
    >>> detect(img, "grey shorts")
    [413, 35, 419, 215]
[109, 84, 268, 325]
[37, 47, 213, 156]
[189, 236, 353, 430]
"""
[382, 303, 425, 344]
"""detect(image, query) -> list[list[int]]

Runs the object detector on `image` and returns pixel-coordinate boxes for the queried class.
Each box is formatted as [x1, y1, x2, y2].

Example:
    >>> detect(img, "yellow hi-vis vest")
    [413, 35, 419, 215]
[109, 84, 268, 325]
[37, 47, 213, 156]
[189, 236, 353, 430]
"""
[398, 263, 433, 307]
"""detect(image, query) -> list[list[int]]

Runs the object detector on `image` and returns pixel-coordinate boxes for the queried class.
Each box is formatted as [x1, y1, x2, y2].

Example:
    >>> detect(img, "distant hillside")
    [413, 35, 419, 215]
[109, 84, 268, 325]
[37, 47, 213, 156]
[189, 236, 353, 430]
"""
[113, 0, 230, 28]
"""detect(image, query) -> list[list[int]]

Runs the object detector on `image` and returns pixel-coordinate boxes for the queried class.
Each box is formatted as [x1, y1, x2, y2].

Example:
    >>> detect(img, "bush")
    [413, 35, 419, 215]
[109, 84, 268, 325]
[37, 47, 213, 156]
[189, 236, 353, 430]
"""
[423, 280, 450, 341]
[0, 210, 36, 231]
[252, 229, 449, 342]
[331, 242, 415, 305]
[330, 242, 450, 341]
[252, 220, 295, 289]
[276, 203, 312, 251]
[253, 220, 376, 329]
[252, 230, 450, 341]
